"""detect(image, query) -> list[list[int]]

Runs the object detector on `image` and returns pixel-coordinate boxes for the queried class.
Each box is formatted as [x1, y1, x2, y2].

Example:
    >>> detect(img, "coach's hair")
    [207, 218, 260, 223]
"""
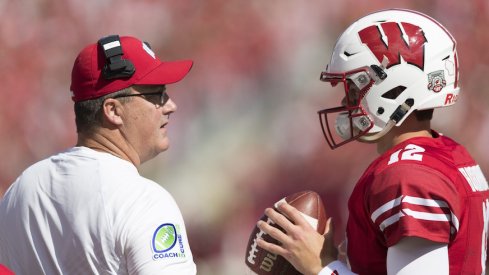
[74, 87, 132, 133]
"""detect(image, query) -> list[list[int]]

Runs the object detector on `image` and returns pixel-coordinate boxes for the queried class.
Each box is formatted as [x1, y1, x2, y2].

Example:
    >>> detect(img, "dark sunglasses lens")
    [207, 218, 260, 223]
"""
[161, 92, 170, 105]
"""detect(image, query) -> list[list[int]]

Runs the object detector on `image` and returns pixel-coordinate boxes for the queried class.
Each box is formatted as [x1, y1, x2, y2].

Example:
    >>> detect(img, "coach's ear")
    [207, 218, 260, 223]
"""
[101, 98, 124, 126]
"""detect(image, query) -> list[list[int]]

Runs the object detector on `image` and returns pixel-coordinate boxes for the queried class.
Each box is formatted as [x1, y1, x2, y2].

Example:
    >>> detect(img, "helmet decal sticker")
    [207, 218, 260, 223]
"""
[427, 70, 447, 93]
[359, 22, 426, 70]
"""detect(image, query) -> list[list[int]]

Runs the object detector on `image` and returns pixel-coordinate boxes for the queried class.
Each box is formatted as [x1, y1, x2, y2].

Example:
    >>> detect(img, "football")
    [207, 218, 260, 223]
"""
[245, 190, 328, 275]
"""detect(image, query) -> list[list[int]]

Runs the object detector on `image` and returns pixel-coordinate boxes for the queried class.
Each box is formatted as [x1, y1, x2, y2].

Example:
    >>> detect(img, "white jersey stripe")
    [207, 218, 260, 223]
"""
[379, 211, 404, 231]
[379, 208, 459, 232]
[451, 212, 460, 231]
[402, 196, 449, 208]
[402, 208, 450, 222]
[371, 195, 448, 223]
[372, 195, 459, 232]
[371, 196, 403, 222]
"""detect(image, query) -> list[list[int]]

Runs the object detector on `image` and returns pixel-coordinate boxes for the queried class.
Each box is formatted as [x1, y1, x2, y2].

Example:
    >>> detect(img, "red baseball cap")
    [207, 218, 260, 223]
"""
[70, 35, 193, 102]
[0, 264, 14, 275]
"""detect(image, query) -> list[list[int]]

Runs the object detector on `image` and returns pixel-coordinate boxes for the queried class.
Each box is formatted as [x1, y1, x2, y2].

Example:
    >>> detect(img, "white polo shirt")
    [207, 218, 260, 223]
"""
[0, 147, 196, 275]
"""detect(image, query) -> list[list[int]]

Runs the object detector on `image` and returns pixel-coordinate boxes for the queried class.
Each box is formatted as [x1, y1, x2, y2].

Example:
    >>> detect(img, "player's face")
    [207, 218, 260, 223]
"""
[341, 80, 362, 107]
[318, 69, 374, 149]
[120, 85, 176, 163]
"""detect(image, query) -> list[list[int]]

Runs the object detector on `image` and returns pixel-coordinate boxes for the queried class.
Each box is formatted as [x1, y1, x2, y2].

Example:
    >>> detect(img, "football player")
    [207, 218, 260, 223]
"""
[257, 9, 489, 275]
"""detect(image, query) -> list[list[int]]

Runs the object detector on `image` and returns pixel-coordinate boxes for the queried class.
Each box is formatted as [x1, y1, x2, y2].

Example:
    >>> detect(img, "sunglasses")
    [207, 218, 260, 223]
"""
[112, 91, 170, 108]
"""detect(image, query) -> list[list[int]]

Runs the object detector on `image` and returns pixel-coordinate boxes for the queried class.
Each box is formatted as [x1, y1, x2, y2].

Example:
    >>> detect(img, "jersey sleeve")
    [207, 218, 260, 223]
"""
[366, 163, 460, 247]
[116, 182, 196, 275]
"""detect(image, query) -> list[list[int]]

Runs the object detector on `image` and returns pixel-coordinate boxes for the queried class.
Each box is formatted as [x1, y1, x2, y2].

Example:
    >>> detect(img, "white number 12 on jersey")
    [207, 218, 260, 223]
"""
[388, 144, 425, 165]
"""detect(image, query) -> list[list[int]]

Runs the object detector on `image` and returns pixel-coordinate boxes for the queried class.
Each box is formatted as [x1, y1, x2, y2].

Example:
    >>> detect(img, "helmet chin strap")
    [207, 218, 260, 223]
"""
[359, 120, 396, 142]
[358, 99, 414, 142]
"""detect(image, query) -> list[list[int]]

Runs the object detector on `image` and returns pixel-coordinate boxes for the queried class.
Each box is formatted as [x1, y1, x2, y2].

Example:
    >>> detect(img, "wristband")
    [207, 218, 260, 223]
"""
[317, 260, 355, 275]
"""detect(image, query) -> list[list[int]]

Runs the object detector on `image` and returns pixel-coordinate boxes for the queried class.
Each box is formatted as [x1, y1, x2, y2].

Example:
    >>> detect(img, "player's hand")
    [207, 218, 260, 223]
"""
[256, 202, 338, 275]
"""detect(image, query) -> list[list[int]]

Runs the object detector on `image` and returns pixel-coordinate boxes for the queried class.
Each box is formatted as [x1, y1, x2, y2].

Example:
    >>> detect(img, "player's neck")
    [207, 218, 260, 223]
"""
[376, 118, 432, 154]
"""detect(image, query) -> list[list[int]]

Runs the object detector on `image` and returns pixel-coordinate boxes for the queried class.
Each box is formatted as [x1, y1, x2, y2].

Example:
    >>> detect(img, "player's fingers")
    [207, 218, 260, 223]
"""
[338, 239, 348, 263]
[324, 217, 334, 236]
[256, 237, 288, 257]
[257, 219, 289, 244]
[263, 207, 296, 233]
[321, 217, 338, 261]
[276, 202, 312, 230]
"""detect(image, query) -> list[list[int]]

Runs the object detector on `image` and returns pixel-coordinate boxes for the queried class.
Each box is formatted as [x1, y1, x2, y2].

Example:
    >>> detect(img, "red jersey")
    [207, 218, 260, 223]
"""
[346, 133, 489, 274]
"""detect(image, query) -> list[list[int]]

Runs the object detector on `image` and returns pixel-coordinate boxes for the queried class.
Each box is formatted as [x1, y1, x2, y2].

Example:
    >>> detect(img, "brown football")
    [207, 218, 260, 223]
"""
[245, 190, 328, 275]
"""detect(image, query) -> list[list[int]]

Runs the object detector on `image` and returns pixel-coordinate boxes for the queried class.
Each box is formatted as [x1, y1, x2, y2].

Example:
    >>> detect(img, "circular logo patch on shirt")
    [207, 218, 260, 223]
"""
[152, 223, 177, 253]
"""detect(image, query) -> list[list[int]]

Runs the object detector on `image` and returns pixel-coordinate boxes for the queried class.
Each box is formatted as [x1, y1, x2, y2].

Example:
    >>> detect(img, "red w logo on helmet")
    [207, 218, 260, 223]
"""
[359, 22, 426, 70]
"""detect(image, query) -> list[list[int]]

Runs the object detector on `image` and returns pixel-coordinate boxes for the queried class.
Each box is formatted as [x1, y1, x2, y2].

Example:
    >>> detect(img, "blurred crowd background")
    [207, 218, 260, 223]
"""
[1, 0, 488, 274]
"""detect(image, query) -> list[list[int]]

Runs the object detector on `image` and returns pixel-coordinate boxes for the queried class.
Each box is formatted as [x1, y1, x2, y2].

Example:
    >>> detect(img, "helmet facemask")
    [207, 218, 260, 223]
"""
[318, 66, 388, 149]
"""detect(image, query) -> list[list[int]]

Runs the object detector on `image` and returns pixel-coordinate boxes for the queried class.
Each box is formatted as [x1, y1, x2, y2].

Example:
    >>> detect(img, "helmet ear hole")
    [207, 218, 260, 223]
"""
[381, 86, 406, 99]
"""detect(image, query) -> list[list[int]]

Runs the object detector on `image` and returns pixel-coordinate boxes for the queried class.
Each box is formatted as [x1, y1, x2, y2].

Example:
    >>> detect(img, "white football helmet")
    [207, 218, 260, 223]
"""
[318, 9, 459, 149]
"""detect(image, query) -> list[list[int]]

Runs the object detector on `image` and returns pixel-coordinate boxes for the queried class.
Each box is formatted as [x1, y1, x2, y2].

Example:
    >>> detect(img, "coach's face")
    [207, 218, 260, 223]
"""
[121, 85, 177, 164]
